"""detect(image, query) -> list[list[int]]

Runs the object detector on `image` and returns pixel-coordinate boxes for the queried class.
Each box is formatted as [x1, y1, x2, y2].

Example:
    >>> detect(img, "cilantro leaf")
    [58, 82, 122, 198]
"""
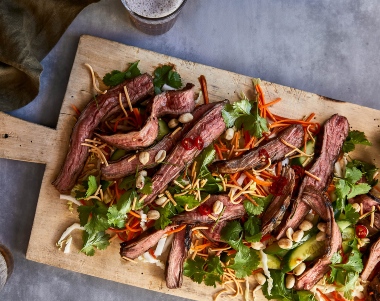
[342, 204, 360, 225]
[183, 256, 223, 287]
[81, 231, 110, 256]
[86, 175, 98, 198]
[244, 215, 262, 242]
[153, 65, 182, 94]
[343, 130, 372, 153]
[77, 200, 109, 233]
[221, 220, 243, 242]
[154, 201, 177, 230]
[347, 159, 378, 186]
[243, 195, 272, 215]
[174, 194, 199, 210]
[228, 247, 259, 278]
[107, 190, 136, 228]
[102, 61, 141, 87]
[119, 175, 136, 190]
[139, 176, 152, 195]
[332, 245, 363, 273]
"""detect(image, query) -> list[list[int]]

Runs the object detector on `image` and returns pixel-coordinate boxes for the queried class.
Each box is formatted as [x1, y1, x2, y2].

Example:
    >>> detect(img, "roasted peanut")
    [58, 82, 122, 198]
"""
[299, 220, 313, 231]
[254, 272, 266, 285]
[168, 119, 179, 128]
[212, 200, 224, 215]
[138, 151, 150, 165]
[225, 128, 235, 140]
[147, 210, 160, 220]
[178, 113, 193, 123]
[294, 262, 306, 276]
[292, 230, 304, 243]
[278, 238, 293, 249]
[285, 274, 295, 289]
[155, 196, 168, 206]
[155, 150, 166, 163]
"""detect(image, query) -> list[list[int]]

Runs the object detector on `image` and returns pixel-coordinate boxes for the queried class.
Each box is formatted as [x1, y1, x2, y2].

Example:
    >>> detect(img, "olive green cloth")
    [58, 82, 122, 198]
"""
[0, 0, 99, 112]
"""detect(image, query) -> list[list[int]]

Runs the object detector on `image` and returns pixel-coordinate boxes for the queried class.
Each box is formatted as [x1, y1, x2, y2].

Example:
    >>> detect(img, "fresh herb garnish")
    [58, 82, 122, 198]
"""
[334, 166, 371, 211]
[107, 190, 136, 228]
[102, 61, 141, 87]
[221, 90, 268, 138]
[342, 130, 372, 153]
[243, 195, 272, 216]
[153, 65, 182, 94]
[347, 159, 378, 186]
[183, 256, 223, 287]
[81, 231, 110, 256]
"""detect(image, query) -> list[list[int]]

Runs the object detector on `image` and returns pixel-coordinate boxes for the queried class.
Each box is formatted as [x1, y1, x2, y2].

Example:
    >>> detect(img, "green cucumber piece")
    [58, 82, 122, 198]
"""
[341, 227, 355, 241]
[336, 220, 351, 231]
[281, 235, 324, 273]
[290, 138, 316, 166]
[110, 149, 127, 161]
[156, 119, 170, 141]
[258, 253, 281, 270]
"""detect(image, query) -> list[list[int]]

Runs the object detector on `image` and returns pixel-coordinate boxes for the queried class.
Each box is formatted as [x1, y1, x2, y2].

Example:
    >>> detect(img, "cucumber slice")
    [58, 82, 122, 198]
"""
[336, 220, 351, 231]
[341, 227, 355, 241]
[156, 119, 170, 141]
[258, 253, 281, 270]
[290, 138, 316, 166]
[281, 235, 324, 273]
[110, 149, 127, 161]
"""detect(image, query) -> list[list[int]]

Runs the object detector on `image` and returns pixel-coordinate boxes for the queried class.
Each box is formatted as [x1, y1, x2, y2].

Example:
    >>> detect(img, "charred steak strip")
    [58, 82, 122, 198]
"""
[368, 272, 380, 301]
[361, 237, 380, 281]
[276, 114, 349, 239]
[208, 124, 304, 174]
[101, 103, 218, 180]
[98, 84, 195, 150]
[120, 225, 175, 259]
[350, 194, 380, 236]
[171, 195, 245, 224]
[295, 192, 341, 290]
[53, 74, 154, 194]
[143, 101, 227, 205]
[261, 165, 295, 236]
[165, 225, 192, 289]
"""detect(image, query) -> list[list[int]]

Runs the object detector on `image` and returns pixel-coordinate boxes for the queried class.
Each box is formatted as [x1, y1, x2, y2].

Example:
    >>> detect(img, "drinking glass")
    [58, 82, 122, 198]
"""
[121, 0, 187, 35]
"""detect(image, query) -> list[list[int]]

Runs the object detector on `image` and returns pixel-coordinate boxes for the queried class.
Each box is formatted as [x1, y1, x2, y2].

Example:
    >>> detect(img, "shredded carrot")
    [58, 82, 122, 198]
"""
[149, 248, 157, 259]
[262, 97, 281, 108]
[114, 183, 120, 200]
[214, 144, 224, 160]
[133, 108, 142, 128]
[331, 291, 347, 301]
[199, 75, 209, 104]
[129, 211, 141, 219]
[109, 227, 127, 233]
[305, 112, 315, 122]
[276, 162, 282, 176]
[244, 193, 259, 206]
[71, 104, 81, 116]
[113, 117, 129, 132]
[193, 242, 212, 251]
[243, 171, 273, 186]
[166, 224, 187, 236]
[126, 224, 141, 232]
[316, 288, 331, 301]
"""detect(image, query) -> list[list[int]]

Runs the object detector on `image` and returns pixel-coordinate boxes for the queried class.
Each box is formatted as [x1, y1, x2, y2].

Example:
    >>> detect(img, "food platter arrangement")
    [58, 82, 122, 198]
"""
[2, 35, 380, 301]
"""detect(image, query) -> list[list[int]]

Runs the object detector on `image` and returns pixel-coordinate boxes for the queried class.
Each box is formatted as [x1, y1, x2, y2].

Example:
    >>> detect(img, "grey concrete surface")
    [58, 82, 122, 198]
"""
[1, 0, 380, 300]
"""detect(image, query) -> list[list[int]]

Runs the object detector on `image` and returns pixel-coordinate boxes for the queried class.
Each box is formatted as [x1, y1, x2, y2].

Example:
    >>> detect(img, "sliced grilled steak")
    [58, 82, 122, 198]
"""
[98, 84, 195, 150]
[276, 114, 349, 239]
[361, 237, 380, 281]
[209, 124, 304, 174]
[350, 194, 380, 235]
[53, 74, 154, 194]
[261, 165, 295, 236]
[101, 103, 218, 180]
[369, 273, 380, 301]
[295, 191, 341, 290]
[97, 116, 159, 150]
[142, 101, 227, 205]
[201, 220, 227, 243]
[171, 195, 245, 224]
[120, 225, 176, 259]
[165, 225, 192, 289]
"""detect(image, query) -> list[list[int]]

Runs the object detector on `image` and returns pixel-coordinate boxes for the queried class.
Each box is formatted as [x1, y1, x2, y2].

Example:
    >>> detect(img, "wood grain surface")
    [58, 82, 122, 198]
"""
[1, 35, 379, 300]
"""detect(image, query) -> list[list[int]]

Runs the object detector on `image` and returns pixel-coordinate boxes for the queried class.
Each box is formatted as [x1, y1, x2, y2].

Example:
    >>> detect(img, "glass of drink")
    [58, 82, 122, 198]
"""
[121, 0, 188, 35]
[0, 244, 13, 291]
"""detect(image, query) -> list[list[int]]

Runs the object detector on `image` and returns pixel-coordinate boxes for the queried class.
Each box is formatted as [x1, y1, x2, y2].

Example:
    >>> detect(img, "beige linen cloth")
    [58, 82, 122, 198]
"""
[0, 0, 99, 112]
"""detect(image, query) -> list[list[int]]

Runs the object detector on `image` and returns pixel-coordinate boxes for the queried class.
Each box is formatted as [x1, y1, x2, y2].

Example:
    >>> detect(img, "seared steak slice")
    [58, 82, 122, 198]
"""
[101, 103, 218, 180]
[165, 225, 192, 289]
[53, 74, 154, 193]
[361, 237, 380, 281]
[201, 220, 227, 243]
[97, 116, 159, 150]
[276, 114, 349, 239]
[171, 195, 245, 224]
[295, 190, 341, 290]
[98, 84, 195, 150]
[120, 225, 175, 259]
[142, 101, 227, 205]
[369, 273, 380, 301]
[208, 124, 304, 174]
[261, 165, 295, 236]
[350, 194, 380, 236]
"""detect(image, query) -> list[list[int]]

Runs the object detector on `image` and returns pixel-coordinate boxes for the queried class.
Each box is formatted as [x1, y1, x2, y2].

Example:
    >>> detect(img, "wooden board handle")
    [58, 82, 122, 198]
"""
[0, 112, 57, 164]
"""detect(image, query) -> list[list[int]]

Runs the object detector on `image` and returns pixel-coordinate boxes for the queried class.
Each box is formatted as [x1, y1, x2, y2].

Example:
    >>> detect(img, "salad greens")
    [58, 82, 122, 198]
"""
[102, 61, 141, 87]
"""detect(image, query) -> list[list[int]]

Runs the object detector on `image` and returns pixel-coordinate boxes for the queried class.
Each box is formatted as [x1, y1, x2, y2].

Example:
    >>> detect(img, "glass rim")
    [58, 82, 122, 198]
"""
[123, 0, 187, 21]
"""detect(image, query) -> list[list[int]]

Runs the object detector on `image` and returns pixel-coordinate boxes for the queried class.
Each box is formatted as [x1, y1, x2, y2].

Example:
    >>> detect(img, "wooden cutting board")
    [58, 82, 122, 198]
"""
[1, 35, 379, 301]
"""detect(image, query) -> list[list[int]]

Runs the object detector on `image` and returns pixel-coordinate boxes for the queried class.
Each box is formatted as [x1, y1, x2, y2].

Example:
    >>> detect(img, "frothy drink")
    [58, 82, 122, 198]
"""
[125, 0, 184, 19]
[121, 0, 187, 35]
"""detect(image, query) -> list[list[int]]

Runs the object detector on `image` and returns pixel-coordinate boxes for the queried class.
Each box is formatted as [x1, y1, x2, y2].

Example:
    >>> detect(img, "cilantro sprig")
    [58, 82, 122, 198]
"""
[153, 65, 182, 94]
[183, 256, 223, 287]
[342, 130, 372, 153]
[102, 61, 141, 87]
[222, 90, 268, 138]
